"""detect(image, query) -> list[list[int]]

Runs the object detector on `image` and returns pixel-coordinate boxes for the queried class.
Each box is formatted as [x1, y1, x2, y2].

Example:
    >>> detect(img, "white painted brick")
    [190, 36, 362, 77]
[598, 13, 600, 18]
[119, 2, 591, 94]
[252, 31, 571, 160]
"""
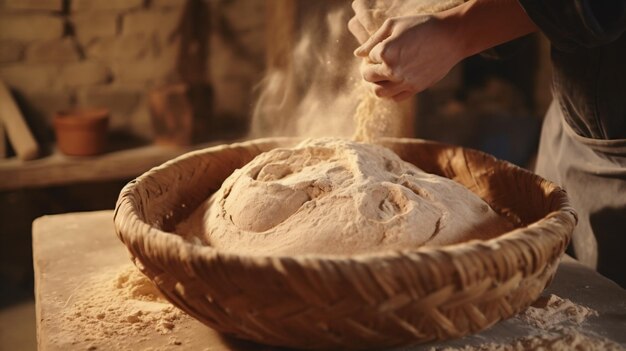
[25, 38, 80, 63]
[0, 63, 60, 91]
[85, 34, 152, 60]
[59, 61, 111, 87]
[72, 12, 119, 44]
[0, 40, 24, 63]
[2, 0, 63, 12]
[0, 15, 64, 41]
[71, 0, 144, 12]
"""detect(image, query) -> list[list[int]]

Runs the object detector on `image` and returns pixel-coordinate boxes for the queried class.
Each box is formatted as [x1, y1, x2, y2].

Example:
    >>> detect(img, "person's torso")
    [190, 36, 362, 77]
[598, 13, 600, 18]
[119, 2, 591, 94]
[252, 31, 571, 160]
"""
[551, 34, 626, 140]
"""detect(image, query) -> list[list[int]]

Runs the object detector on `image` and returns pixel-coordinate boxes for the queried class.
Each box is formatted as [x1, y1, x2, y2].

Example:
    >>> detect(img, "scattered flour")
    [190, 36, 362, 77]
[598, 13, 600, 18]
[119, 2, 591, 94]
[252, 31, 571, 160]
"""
[428, 294, 616, 351]
[192, 138, 512, 256]
[52, 267, 610, 351]
[432, 327, 622, 351]
[54, 264, 191, 349]
[517, 294, 598, 329]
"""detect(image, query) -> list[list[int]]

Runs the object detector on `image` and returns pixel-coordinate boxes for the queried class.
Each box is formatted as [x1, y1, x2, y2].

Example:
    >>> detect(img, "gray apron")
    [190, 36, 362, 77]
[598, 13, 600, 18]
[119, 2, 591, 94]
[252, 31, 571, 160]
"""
[535, 100, 626, 286]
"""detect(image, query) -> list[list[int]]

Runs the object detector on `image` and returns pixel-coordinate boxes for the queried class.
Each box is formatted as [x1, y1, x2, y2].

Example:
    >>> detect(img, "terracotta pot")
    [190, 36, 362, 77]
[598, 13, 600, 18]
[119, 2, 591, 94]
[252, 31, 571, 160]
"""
[53, 108, 110, 156]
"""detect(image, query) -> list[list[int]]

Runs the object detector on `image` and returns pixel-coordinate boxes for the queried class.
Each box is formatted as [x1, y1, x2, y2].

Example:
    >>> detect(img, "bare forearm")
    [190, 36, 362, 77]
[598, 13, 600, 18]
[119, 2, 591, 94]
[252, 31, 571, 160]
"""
[441, 0, 538, 58]
[348, 0, 539, 99]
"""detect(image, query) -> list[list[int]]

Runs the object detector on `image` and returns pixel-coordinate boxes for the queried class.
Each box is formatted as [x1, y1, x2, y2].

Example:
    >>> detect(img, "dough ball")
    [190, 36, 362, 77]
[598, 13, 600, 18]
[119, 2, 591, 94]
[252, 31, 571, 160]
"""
[204, 138, 512, 256]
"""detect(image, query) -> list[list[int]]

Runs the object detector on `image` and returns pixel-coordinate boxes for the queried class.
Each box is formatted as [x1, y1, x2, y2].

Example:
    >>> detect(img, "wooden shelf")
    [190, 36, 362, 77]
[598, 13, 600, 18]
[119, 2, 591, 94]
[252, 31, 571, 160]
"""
[0, 141, 226, 191]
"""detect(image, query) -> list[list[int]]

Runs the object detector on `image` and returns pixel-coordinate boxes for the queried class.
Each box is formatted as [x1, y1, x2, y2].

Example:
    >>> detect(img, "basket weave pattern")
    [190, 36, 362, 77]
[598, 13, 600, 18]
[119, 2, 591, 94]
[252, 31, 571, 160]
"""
[114, 138, 577, 350]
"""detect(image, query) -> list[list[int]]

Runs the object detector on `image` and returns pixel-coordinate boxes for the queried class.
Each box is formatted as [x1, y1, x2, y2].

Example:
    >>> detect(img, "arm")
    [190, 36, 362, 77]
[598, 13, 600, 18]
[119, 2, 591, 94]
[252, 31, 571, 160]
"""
[351, 0, 537, 100]
[452, 0, 538, 58]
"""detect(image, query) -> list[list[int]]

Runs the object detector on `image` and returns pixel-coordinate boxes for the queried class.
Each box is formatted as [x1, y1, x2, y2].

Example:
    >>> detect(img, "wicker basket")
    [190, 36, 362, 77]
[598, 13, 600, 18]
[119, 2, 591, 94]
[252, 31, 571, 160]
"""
[114, 137, 577, 350]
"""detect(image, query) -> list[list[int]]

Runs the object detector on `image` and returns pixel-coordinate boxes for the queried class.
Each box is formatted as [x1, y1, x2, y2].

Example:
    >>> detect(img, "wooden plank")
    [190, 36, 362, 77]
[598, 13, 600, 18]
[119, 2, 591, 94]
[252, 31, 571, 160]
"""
[34, 211, 626, 351]
[0, 117, 6, 159]
[0, 80, 39, 160]
[0, 140, 227, 191]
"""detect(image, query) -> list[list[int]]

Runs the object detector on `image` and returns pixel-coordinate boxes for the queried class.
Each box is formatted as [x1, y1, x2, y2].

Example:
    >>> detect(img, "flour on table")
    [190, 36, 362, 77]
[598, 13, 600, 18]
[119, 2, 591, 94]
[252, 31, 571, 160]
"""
[517, 294, 598, 329]
[54, 264, 190, 348]
[193, 138, 512, 256]
[506, 328, 622, 351]
[432, 327, 622, 351]
[428, 294, 615, 351]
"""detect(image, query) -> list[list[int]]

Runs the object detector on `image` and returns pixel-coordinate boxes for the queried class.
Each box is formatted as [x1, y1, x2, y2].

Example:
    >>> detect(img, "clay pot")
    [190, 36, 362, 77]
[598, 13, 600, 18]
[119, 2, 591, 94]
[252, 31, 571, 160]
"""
[53, 108, 110, 156]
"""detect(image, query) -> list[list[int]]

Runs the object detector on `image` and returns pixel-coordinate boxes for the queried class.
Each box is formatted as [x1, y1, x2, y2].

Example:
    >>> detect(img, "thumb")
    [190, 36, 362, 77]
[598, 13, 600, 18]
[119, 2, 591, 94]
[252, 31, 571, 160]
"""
[354, 19, 393, 58]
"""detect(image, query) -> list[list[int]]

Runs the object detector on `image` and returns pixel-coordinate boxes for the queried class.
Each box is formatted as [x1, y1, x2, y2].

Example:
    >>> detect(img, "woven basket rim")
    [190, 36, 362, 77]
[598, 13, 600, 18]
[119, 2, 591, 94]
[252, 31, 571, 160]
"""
[114, 137, 577, 265]
[113, 137, 578, 349]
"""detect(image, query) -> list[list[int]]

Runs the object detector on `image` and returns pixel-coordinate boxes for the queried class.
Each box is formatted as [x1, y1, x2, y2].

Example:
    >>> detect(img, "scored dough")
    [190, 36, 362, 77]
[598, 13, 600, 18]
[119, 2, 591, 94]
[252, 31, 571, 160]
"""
[203, 138, 512, 256]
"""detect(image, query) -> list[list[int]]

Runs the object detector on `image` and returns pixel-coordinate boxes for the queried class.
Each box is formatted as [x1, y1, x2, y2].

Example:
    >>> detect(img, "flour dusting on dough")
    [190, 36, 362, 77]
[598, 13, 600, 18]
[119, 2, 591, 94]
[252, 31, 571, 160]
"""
[188, 138, 512, 256]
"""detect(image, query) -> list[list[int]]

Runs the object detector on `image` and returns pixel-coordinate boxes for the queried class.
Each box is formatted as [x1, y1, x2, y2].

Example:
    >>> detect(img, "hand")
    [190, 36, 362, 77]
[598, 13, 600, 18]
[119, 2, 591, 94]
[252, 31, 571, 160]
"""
[348, 0, 537, 101]
[347, 0, 377, 44]
[347, 0, 465, 45]
[355, 15, 464, 101]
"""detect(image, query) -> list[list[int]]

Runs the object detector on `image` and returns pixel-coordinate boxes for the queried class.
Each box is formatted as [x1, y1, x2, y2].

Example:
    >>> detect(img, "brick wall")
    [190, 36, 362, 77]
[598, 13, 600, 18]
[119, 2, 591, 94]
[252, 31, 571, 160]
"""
[0, 0, 265, 143]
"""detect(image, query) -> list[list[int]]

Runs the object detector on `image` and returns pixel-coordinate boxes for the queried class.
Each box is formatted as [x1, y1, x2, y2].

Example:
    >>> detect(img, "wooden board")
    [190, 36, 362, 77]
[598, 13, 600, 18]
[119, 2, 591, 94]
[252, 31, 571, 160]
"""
[0, 117, 6, 159]
[0, 80, 39, 161]
[34, 211, 626, 350]
[0, 140, 229, 191]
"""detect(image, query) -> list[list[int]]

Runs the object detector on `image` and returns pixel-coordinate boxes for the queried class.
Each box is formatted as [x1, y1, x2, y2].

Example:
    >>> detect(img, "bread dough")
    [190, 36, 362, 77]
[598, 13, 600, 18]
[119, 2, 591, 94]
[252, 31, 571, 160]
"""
[203, 138, 512, 256]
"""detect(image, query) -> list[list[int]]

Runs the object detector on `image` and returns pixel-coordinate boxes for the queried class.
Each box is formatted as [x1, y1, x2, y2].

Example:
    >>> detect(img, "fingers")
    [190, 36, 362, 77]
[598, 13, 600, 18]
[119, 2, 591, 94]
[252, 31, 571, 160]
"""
[354, 19, 393, 58]
[361, 62, 398, 83]
[361, 61, 410, 99]
[348, 17, 369, 44]
[391, 91, 415, 102]
[352, 0, 377, 33]
[368, 37, 397, 65]
[371, 81, 408, 98]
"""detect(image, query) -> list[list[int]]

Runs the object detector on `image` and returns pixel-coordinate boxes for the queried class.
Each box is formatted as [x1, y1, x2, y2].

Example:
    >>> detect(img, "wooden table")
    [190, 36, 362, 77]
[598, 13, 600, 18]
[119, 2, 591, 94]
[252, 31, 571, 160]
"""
[34, 211, 626, 350]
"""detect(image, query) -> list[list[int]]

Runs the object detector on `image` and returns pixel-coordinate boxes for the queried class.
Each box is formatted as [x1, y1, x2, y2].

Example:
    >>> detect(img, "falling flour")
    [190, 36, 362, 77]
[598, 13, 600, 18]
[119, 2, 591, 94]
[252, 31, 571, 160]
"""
[353, 90, 405, 142]
[352, 0, 467, 142]
[194, 138, 512, 256]
[54, 263, 191, 349]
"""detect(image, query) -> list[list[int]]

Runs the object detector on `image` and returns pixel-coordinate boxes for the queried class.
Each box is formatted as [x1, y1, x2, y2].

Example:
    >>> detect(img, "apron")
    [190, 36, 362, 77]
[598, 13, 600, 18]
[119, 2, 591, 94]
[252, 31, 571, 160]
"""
[535, 100, 626, 286]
